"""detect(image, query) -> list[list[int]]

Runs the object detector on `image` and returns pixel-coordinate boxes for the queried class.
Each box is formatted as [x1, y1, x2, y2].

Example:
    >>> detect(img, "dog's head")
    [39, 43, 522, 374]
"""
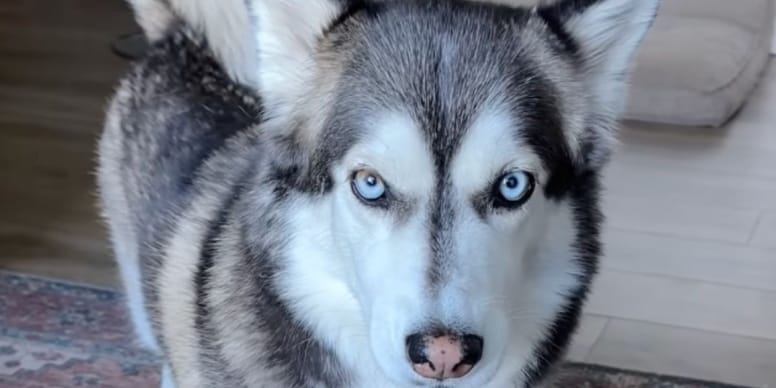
[230, 0, 658, 386]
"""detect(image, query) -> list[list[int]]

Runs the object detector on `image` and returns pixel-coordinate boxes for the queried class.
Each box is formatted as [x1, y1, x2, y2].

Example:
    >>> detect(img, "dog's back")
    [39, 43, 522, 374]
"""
[97, 15, 260, 345]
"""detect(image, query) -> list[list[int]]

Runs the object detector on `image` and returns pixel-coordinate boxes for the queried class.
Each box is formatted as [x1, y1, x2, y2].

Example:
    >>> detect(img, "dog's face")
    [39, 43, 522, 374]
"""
[327, 105, 573, 387]
[242, 0, 658, 386]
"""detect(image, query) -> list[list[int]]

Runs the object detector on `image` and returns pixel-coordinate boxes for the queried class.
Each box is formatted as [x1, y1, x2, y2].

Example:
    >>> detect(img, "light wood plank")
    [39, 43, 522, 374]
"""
[612, 121, 776, 180]
[0, 224, 116, 287]
[602, 228, 776, 291]
[0, 0, 134, 288]
[565, 314, 608, 362]
[604, 161, 776, 212]
[587, 318, 776, 388]
[603, 194, 760, 244]
[751, 211, 776, 249]
[586, 270, 776, 341]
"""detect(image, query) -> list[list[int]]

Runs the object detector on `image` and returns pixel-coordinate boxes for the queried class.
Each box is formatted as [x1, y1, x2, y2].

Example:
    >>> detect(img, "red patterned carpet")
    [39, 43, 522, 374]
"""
[0, 271, 748, 388]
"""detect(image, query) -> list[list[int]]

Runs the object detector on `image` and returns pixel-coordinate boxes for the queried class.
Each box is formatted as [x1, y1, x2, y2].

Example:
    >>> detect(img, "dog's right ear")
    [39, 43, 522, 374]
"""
[128, 0, 349, 100]
[127, 0, 258, 86]
[247, 0, 350, 124]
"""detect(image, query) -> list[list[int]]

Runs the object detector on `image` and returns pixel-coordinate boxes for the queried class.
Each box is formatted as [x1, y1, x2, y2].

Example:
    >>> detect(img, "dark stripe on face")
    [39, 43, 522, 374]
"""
[238, 200, 350, 387]
[303, 113, 364, 195]
[194, 173, 349, 386]
[417, 38, 477, 290]
[535, 5, 581, 58]
[427, 177, 456, 289]
[522, 169, 602, 386]
[508, 65, 576, 200]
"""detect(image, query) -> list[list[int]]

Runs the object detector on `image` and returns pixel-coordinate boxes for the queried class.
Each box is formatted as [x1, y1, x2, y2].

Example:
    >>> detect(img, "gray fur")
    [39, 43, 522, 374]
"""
[98, 0, 658, 386]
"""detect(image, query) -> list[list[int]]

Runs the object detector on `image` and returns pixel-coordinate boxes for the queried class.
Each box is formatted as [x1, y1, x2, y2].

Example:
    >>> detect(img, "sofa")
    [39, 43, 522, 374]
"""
[625, 0, 774, 127]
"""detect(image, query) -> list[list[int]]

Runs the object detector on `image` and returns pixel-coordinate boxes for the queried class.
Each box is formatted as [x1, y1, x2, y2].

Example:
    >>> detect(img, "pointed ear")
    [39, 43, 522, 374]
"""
[161, 0, 259, 85]
[540, 0, 659, 115]
[249, 0, 348, 121]
[537, 0, 660, 166]
[138, 0, 347, 105]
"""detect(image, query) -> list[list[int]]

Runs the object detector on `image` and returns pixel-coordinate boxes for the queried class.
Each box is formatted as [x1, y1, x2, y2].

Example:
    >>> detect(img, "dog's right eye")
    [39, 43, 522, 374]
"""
[351, 169, 387, 203]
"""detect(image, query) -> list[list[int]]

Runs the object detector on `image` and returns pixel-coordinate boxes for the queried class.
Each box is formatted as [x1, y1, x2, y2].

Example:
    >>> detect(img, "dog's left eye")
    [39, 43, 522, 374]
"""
[351, 170, 386, 202]
[494, 170, 535, 208]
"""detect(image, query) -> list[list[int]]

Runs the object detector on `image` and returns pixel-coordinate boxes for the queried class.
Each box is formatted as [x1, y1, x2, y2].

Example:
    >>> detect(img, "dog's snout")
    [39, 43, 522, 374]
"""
[406, 333, 483, 381]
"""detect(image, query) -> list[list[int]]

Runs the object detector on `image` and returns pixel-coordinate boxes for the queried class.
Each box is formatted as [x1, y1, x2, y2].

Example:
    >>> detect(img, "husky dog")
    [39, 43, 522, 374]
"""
[97, 0, 658, 386]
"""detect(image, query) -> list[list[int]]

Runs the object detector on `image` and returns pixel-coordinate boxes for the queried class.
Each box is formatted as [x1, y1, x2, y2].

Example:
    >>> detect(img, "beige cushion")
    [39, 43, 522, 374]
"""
[624, 0, 774, 127]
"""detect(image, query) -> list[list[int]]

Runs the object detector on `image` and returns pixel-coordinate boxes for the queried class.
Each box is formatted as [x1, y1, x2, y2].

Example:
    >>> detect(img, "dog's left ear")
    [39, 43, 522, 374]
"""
[537, 0, 660, 167]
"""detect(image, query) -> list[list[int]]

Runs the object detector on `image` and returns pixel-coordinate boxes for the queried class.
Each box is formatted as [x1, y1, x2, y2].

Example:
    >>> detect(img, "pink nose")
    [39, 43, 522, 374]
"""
[406, 333, 483, 381]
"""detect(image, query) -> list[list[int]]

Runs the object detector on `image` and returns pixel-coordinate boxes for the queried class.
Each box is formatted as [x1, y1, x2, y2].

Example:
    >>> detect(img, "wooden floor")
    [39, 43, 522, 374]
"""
[0, 0, 136, 287]
[1, 0, 775, 386]
[567, 62, 776, 387]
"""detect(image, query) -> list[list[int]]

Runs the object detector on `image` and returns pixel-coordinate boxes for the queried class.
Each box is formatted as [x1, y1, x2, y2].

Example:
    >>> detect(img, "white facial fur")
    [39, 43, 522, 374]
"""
[277, 108, 581, 387]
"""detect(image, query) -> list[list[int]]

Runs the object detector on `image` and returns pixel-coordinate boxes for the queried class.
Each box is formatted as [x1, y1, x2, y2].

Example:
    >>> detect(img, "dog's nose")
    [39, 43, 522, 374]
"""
[406, 333, 483, 381]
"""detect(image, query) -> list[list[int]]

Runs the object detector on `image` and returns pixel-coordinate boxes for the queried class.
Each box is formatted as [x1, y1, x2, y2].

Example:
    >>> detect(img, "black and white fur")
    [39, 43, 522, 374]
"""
[97, 0, 658, 387]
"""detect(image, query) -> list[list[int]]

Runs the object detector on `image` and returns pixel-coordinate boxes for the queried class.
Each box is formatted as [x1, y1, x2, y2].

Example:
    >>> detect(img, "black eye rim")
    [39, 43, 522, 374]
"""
[350, 169, 391, 208]
[491, 170, 536, 210]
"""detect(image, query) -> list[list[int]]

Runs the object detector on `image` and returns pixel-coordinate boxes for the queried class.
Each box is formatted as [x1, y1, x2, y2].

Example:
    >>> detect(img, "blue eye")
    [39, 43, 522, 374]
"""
[497, 171, 534, 205]
[352, 170, 386, 202]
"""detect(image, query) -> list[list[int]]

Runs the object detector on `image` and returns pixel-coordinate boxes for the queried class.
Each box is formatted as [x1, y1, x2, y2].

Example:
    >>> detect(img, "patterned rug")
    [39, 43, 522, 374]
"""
[0, 271, 749, 388]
